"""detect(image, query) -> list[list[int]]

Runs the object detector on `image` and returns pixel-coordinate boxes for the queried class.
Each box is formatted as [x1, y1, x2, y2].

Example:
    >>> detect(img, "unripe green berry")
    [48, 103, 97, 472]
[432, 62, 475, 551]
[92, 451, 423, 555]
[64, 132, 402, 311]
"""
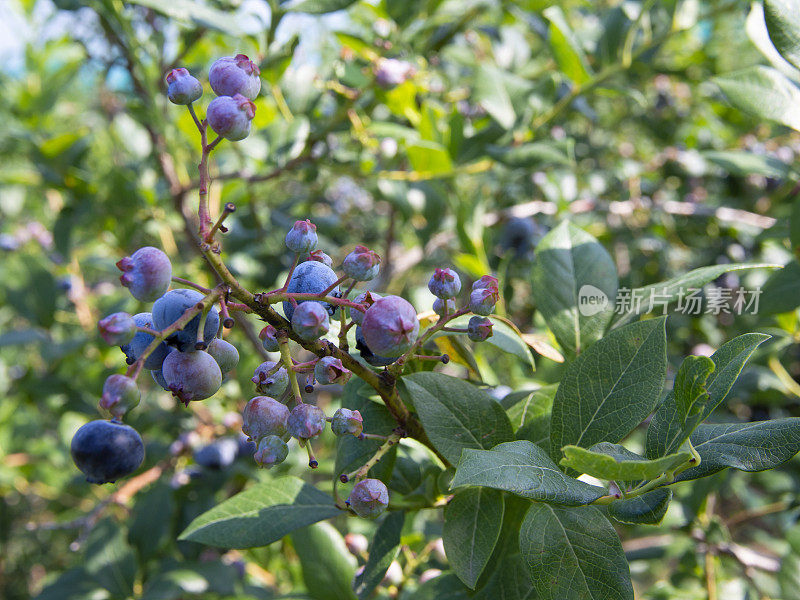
[99, 374, 140, 419]
[253, 435, 289, 468]
[330, 408, 363, 437]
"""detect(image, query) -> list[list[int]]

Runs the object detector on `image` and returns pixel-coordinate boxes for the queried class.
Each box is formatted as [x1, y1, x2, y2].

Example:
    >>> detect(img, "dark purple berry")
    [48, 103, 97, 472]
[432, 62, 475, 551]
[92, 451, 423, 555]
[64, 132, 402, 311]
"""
[428, 267, 461, 299]
[287, 403, 326, 440]
[251, 361, 289, 396]
[162, 350, 222, 404]
[500, 217, 545, 259]
[165, 67, 203, 105]
[342, 245, 380, 281]
[193, 437, 238, 469]
[314, 356, 351, 385]
[242, 396, 290, 441]
[355, 326, 397, 367]
[98, 312, 136, 346]
[253, 435, 289, 468]
[285, 219, 318, 254]
[71, 420, 144, 484]
[151, 369, 170, 391]
[99, 375, 140, 419]
[152, 289, 220, 352]
[330, 408, 363, 437]
[467, 316, 493, 342]
[207, 94, 255, 141]
[361, 296, 419, 357]
[283, 260, 340, 320]
[208, 54, 261, 100]
[291, 301, 330, 340]
[116, 246, 172, 302]
[207, 338, 239, 373]
[121, 312, 171, 370]
[347, 478, 389, 518]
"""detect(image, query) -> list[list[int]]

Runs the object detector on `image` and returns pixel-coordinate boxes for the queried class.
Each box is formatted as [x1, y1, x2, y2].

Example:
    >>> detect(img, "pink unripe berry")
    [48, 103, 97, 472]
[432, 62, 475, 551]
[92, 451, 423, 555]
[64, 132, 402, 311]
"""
[472, 275, 499, 291]
[116, 246, 172, 302]
[291, 301, 330, 341]
[98, 312, 136, 346]
[242, 396, 290, 441]
[207, 94, 255, 141]
[361, 296, 419, 357]
[342, 246, 381, 281]
[428, 267, 461, 299]
[165, 68, 203, 105]
[285, 219, 318, 253]
[99, 374, 140, 419]
[209, 54, 261, 100]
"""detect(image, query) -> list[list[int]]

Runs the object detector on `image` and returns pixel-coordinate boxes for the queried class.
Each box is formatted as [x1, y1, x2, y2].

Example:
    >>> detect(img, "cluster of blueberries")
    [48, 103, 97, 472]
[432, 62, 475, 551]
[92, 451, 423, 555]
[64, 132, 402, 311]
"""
[70, 55, 501, 520]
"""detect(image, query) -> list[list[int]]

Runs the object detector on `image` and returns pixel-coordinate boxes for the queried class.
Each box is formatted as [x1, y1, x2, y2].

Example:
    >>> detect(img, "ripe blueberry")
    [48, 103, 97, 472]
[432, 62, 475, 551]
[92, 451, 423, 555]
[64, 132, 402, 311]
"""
[116, 246, 172, 302]
[252, 360, 290, 396]
[207, 94, 255, 141]
[98, 312, 136, 346]
[283, 260, 341, 320]
[291, 301, 330, 340]
[374, 58, 415, 88]
[162, 350, 222, 404]
[121, 312, 171, 370]
[355, 326, 397, 367]
[342, 246, 380, 281]
[467, 316, 493, 342]
[330, 408, 363, 437]
[254, 435, 289, 469]
[347, 478, 389, 519]
[361, 296, 419, 357]
[286, 403, 326, 440]
[99, 374, 140, 419]
[208, 54, 261, 100]
[428, 267, 461, 299]
[165, 68, 203, 105]
[152, 289, 220, 351]
[194, 437, 239, 469]
[71, 420, 144, 484]
[242, 396, 290, 441]
[151, 368, 170, 391]
[207, 338, 239, 373]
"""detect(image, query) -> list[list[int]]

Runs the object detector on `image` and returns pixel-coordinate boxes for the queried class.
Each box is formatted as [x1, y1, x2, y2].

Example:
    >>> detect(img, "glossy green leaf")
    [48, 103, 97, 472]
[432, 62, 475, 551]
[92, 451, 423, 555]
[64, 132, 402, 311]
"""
[474, 64, 516, 129]
[440, 315, 534, 369]
[513, 385, 557, 454]
[607, 488, 672, 525]
[646, 333, 770, 458]
[701, 150, 791, 178]
[354, 511, 405, 599]
[674, 418, 800, 482]
[531, 221, 619, 355]
[288, 0, 358, 14]
[560, 443, 690, 482]
[292, 522, 357, 600]
[543, 6, 592, 85]
[487, 141, 573, 168]
[549, 318, 667, 457]
[765, 0, 800, 71]
[413, 573, 472, 599]
[451, 441, 606, 506]
[715, 66, 800, 131]
[407, 140, 454, 175]
[141, 562, 237, 600]
[178, 476, 341, 548]
[759, 260, 800, 314]
[401, 372, 513, 464]
[443, 488, 504, 589]
[125, 0, 244, 35]
[673, 355, 715, 426]
[519, 504, 633, 600]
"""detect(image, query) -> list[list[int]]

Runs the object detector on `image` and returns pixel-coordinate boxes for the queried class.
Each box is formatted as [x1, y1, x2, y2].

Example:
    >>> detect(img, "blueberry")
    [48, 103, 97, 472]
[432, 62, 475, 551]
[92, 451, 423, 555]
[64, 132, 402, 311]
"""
[208, 54, 261, 100]
[428, 268, 461, 299]
[374, 58, 415, 88]
[242, 396, 290, 441]
[259, 324, 281, 352]
[98, 312, 136, 346]
[432, 298, 455, 317]
[361, 296, 419, 357]
[253, 435, 289, 469]
[165, 67, 203, 105]
[307, 250, 333, 267]
[286, 403, 326, 440]
[350, 291, 381, 326]
[291, 301, 330, 341]
[71, 420, 144, 484]
[347, 478, 389, 519]
[330, 408, 363, 437]
[99, 375, 140, 419]
[116, 246, 172, 302]
[467, 316, 493, 342]
[469, 287, 499, 316]
[500, 217, 544, 259]
[121, 313, 171, 370]
[152, 289, 220, 351]
[162, 350, 222, 404]
[355, 326, 397, 367]
[285, 219, 318, 254]
[314, 356, 351, 385]
[206, 338, 239, 373]
[342, 246, 380, 281]
[151, 368, 170, 391]
[193, 437, 239, 469]
[251, 361, 289, 396]
[236, 433, 257, 458]
[207, 94, 255, 141]
[472, 275, 499, 291]
[283, 260, 341, 321]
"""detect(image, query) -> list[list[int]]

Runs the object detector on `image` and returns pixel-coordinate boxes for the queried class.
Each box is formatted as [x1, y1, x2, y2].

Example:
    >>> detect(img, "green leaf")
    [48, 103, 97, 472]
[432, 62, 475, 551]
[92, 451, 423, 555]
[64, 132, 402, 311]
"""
[543, 6, 593, 85]
[673, 355, 715, 426]
[611, 263, 779, 327]
[549, 317, 667, 457]
[439, 315, 534, 369]
[760, 260, 800, 314]
[124, 0, 244, 36]
[443, 488, 504, 589]
[513, 385, 557, 454]
[401, 372, 513, 464]
[84, 518, 137, 598]
[33, 568, 110, 600]
[519, 504, 633, 600]
[354, 512, 405, 599]
[487, 141, 573, 168]
[291, 522, 357, 600]
[674, 418, 800, 482]
[288, 0, 358, 14]
[474, 65, 516, 129]
[406, 140, 454, 175]
[607, 488, 672, 525]
[715, 65, 800, 131]
[451, 441, 606, 506]
[141, 562, 238, 600]
[646, 333, 770, 458]
[780, 524, 800, 600]
[559, 443, 690, 482]
[128, 482, 174, 560]
[178, 476, 341, 548]
[765, 0, 800, 71]
[701, 150, 791, 178]
[414, 573, 472, 599]
[531, 221, 619, 356]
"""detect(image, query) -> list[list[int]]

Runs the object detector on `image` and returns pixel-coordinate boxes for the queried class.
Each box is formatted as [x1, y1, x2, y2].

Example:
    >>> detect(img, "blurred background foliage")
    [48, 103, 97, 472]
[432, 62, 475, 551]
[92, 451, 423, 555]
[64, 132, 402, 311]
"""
[2, 0, 800, 598]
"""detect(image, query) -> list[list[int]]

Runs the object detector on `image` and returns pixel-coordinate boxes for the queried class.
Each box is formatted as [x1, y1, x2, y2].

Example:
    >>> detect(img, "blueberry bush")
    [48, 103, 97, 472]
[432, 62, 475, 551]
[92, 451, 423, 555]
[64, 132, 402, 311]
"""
[4, 0, 800, 598]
